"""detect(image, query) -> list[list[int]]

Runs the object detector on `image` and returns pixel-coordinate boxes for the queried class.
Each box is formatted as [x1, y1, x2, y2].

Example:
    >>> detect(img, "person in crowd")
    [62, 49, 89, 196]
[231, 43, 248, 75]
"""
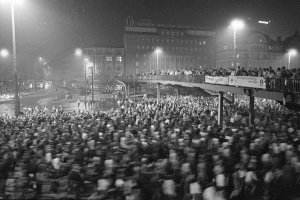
[0, 95, 300, 200]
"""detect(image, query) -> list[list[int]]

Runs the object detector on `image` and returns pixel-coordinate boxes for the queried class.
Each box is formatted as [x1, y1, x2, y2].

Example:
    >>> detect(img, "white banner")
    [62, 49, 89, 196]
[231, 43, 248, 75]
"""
[205, 76, 229, 85]
[228, 76, 266, 89]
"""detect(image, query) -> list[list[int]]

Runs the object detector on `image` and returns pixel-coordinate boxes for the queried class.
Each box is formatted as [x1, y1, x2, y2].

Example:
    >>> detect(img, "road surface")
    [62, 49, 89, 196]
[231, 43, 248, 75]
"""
[0, 87, 118, 116]
[0, 88, 79, 116]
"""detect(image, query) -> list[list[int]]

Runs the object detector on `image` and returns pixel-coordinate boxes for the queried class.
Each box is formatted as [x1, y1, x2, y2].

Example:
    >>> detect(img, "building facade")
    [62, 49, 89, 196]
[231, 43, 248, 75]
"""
[124, 18, 216, 74]
[83, 47, 125, 80]
[216, 31, 286, 69]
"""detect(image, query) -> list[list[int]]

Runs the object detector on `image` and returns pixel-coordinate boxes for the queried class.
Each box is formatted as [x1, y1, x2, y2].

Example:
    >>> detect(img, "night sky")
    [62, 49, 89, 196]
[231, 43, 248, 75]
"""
[0, 0, 300, 71]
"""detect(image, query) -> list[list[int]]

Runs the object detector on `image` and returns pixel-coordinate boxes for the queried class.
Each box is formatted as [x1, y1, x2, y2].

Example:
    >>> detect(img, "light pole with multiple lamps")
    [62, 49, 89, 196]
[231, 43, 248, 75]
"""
[230, 19, 244, 66]
[288, 49, 297, 69]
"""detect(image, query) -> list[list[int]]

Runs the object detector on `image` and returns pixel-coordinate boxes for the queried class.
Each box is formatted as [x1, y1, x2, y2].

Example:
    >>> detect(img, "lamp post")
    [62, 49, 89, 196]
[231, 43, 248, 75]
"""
[90, 65, 94, 109]
[155, 48, 161, 72]
[288, 49, 297, 69]
[84, 57, 88, 109]
[11, 0, 20, 117]
[1, 0, 21, 116]
[230, 19, 244, 66]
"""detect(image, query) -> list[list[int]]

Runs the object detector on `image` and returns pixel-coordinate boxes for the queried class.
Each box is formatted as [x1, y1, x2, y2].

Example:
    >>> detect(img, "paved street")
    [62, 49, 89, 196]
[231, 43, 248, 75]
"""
[0, 87, 118, 116]
[0, 87, 80, 116]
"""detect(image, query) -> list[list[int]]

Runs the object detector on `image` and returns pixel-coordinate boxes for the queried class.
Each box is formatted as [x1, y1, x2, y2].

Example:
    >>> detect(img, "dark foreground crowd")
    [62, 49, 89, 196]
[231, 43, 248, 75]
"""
[0, 96, 300, 200]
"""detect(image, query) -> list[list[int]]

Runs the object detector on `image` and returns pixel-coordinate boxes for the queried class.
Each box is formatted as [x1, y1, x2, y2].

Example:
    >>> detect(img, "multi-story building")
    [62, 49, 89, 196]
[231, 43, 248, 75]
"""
[124, 17, 216, 74]
[216, 30, 286, 69]
[83, 47, 125, 80]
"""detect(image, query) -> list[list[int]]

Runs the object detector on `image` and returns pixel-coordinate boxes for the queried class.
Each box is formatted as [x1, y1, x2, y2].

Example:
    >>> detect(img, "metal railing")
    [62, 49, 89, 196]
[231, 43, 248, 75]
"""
[118, 75, 300, 93]
[265, 78, 300, 93]
[119, 74, 205, 83]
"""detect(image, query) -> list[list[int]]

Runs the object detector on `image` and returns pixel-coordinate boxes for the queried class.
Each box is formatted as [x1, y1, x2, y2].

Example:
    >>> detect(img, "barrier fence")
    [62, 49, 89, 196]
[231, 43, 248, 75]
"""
[117, 75, 300, 93]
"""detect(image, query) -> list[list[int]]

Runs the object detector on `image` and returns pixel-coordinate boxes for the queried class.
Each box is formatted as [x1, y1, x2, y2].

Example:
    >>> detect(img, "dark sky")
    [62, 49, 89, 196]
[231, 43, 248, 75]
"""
[0, 0, 300, 68]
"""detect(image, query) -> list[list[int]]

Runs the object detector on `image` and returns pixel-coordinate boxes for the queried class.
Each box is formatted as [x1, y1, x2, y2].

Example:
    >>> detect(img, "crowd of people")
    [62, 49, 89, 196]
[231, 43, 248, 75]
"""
[128, 66, 300, 79]
[0, 94, 300, 200]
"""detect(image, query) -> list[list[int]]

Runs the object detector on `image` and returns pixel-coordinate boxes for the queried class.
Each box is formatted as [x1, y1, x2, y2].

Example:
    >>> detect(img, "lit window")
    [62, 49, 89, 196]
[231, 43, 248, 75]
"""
[237, 54, 240, 58]
[259, 39, 263, 43]
[116, 56, 122, 62]
[136, 62, 139, 67]
[199, 41, 202, 45]
[203, 41, 206, 45]
[106, 56, 112, 62]
[137, 45, 140, 49]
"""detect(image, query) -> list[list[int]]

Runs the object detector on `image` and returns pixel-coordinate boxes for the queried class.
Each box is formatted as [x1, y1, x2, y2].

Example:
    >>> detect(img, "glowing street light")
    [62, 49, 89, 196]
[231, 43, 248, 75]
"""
[75, 48, 83, 56]
[230, 19, 245, 60]
[0, 48, 9, 57]
[288, 49, 297, 69]
[155, 48, 161, 71]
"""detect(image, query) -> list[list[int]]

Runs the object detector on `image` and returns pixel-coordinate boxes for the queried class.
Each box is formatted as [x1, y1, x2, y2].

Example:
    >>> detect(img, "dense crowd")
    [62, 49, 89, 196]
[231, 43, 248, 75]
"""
[131, 66, 300, 79]
[0, 96, 300, 200]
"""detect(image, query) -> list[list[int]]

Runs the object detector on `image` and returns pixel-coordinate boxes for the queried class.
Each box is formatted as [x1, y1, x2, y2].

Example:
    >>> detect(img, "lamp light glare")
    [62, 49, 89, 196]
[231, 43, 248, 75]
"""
[0, 49, 9, 57]
[231, 19, 245, 29]
[15, 0, 24, 6]
[289, 49, 297, 56]
[75, 48, 82, 56]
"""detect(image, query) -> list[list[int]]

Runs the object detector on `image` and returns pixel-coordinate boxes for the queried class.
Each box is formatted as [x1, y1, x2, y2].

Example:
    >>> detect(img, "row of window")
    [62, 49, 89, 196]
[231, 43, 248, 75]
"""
[91, 56, 123, 63]
[136, 54, 208, 60]
[221, 45, 272, 51]
[136, 38, 207, 46]
[136, 45, 207, 52]
[217, 52, 282, 60]
[161, 30, 185, 36]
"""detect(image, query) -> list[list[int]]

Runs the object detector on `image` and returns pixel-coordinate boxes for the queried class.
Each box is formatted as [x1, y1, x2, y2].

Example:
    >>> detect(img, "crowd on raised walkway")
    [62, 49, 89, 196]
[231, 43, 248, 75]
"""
[0, 95, 300, 200]
[126, 66, 300, 79]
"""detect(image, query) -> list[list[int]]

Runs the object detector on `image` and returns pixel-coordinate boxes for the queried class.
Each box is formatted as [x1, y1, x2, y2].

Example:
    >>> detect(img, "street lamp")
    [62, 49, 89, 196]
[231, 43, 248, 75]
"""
[75, 48, 89, 108]
[230, 19, 244, 65]
[288, 49, 297, 69]
[155, 48, 161, 72]
[75, 48, 83, 56]
[1, 0, 24, 117]
[0, 48, 9, 58]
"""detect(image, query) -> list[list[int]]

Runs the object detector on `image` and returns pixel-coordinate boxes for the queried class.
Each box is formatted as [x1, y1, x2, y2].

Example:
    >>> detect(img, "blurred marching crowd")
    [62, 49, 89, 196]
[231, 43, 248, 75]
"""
[0, 95, 300, 200]
[131, 66, 300, 79]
